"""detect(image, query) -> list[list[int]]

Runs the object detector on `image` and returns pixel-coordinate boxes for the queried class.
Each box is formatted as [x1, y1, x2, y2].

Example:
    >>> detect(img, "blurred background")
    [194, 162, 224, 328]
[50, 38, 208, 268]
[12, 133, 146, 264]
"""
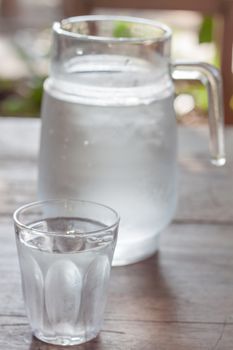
[0, 0, 232, 123]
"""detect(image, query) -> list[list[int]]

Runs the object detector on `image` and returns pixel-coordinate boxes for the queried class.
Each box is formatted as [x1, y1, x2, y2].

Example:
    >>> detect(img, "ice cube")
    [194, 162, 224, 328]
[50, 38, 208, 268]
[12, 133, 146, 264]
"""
[45, 260, 82, 334]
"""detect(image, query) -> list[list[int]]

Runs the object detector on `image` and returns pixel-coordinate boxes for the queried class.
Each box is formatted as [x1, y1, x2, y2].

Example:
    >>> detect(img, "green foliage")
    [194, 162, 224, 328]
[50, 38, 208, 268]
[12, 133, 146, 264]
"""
[0, 16, 224, 118]
[213, 47, 221, 68]
[28, 77, 44, 108]
[0, 76, 45, 117]
[191, 85, 208, 111]
[198, 16, 213, 44]
[0, 29, 48, 117]
[113, 22, 132, 38]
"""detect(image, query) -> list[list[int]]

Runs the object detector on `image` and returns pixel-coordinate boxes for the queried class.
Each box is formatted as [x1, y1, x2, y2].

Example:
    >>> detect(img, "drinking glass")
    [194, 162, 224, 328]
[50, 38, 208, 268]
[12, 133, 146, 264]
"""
[13, 199, 119, 346]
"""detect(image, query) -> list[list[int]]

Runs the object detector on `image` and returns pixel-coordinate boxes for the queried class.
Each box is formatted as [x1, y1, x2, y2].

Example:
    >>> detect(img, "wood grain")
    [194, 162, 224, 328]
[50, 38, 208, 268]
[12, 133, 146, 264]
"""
[0, 320, 228, 350]
[2, 218, 233, 321]
[0, 119, 232, 221]
[1, 118, 233, 349]
[2, 217, 233, 348]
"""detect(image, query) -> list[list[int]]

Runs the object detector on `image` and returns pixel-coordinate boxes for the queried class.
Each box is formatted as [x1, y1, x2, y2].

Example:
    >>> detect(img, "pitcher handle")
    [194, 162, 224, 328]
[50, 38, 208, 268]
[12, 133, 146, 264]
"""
[172, 61, 226, 166]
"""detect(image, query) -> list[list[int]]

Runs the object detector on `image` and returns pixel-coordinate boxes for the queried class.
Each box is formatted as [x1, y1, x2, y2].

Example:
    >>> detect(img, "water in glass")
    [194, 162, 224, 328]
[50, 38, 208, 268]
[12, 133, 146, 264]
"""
[16, 217, 113, 345]
[39, 55, 177, 265]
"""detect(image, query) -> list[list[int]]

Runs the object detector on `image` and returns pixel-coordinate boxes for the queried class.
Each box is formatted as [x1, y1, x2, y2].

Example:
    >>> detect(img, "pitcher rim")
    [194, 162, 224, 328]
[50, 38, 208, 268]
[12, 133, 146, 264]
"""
[53, 15, 172, 43]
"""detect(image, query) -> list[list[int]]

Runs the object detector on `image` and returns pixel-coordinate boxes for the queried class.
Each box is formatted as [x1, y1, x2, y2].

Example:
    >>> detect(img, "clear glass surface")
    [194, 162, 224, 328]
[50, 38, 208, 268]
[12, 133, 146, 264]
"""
[38, 15, 225, 266]
[13, 199, 119, 346]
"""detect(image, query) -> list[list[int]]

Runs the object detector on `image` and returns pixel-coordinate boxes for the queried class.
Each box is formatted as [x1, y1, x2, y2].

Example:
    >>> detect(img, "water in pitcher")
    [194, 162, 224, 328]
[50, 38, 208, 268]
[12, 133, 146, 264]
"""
[39, 55, 177, 265]
[16, 217, 113, 345]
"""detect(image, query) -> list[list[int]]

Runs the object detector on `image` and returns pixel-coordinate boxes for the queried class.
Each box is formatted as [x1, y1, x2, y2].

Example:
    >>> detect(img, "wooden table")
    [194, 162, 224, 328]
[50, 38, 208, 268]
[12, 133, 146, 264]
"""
[0, 117, 233, 349]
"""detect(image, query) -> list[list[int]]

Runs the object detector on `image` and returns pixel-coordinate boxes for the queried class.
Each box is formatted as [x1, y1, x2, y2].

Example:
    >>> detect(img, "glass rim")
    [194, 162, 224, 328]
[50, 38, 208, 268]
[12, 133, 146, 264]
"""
[13, 198, 120, 237]
[53, 15, 172, 43]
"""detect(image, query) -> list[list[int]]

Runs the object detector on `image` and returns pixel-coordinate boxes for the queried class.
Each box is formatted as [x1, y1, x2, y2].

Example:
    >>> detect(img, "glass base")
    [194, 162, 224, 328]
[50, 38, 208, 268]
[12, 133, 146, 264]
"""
[33, 330, 99, 346]
[112, 233, 160, 266]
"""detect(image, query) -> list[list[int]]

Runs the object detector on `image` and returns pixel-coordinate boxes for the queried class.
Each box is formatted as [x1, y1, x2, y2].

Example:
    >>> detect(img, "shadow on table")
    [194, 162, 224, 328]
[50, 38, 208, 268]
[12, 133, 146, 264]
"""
[107, 252, 178, 322]
[29, 335, 103, 349]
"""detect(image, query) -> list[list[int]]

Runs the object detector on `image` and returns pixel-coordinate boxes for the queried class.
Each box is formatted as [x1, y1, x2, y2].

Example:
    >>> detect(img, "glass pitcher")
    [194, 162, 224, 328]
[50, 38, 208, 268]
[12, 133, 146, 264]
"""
[38, 16, 225, 266]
